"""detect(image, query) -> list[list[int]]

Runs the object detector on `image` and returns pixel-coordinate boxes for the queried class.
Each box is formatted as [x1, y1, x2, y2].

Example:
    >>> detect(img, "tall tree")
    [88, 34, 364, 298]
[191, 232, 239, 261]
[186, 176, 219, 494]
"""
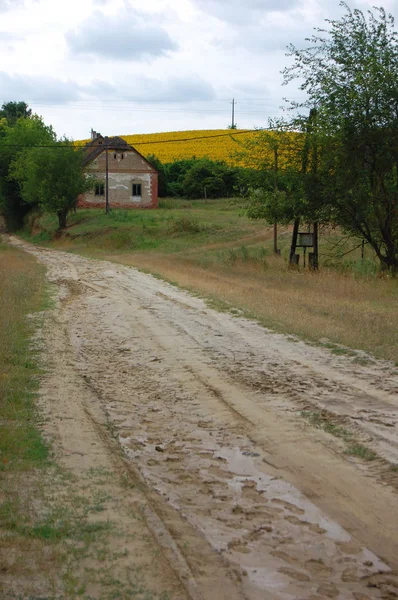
[0, 115, 55, 229]
[11, 140, 94, 229]
[0, 102, 32, 126]
[283, 3, 398, 272]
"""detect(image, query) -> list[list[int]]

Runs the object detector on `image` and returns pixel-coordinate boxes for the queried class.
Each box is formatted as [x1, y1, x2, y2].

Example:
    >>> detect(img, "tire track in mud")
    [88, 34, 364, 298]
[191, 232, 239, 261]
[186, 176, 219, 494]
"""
[7, 237, 398, 600]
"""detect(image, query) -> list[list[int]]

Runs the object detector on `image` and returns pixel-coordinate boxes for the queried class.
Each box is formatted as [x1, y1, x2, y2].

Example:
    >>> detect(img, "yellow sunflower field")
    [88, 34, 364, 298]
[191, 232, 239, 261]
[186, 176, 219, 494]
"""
[78, 129, 302, 168]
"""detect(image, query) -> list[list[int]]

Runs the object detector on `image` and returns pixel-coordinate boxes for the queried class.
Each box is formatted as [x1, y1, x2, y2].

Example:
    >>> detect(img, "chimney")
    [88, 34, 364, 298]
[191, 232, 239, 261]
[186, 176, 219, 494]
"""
[91, 128, 96, 141]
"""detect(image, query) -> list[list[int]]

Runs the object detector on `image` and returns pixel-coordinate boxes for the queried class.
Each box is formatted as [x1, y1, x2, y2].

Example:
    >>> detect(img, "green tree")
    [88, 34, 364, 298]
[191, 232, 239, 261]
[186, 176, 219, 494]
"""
[0, 114, 55, 229]
[11, 140, 94, 229]
[283, 3, 398, 272]
[165, 159, 196, 197]
[145, 154, 168, 197]
[182, 159, 226, 199]
[0, 101, 32, 126]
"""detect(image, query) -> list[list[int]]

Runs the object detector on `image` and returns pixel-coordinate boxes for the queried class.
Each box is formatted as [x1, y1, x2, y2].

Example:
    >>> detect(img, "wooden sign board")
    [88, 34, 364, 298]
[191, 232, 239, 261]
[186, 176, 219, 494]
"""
[297, 232, 314, 247]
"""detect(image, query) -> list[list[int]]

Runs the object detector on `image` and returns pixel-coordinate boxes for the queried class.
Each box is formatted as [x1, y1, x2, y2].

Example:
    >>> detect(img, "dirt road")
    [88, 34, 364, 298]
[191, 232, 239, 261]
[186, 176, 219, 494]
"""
[9, 237, 398, 599]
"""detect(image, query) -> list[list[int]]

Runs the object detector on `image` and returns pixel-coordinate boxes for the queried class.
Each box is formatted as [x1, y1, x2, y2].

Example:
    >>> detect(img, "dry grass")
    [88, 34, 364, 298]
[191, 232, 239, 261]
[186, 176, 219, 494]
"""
[23, 201, 398, 363]
[0, 243, 48, 469]
[0, 242, 175, 600]
[105, 251, 398, 363]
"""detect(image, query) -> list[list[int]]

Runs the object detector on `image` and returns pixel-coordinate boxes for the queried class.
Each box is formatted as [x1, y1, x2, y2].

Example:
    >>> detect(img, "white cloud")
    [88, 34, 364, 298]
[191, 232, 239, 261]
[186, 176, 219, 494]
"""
[0, 0, 396, 138]
[0, 0, 21, 11]
[66, 7, 177, 61]
[192, 0, 300, 24]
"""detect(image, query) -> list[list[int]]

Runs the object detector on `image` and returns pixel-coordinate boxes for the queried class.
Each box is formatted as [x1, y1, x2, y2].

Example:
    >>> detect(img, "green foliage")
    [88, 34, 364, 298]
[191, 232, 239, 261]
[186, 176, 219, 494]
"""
[0, 112, 55, 230]
[283, 3, 398, 272]
[159, 157, 248, 200]
[145, 154, 168, 197]
[165, 158, 199, 197]
[10, 139, 94, 229]
[181, 158, 240, 199]
[0, 101, 32, 126]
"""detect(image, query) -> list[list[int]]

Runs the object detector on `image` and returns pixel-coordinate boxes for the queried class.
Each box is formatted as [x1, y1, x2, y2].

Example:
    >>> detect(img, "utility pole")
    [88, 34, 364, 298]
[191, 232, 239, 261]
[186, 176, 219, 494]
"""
[273, 146, 279, 254]
[105, 136, 109, 215]
[231, 98, 236, 129]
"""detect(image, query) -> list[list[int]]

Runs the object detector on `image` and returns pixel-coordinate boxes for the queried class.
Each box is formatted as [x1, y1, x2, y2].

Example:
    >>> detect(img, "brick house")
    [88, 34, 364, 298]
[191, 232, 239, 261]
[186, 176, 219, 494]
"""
[78, 131, 158, 209]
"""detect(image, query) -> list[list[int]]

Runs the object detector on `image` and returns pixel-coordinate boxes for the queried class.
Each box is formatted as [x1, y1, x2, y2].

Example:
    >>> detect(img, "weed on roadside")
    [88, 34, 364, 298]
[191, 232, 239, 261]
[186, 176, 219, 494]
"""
[300, 410, 381, 464]
[300, 411, 353, 442]
[344, 444, 377, 461]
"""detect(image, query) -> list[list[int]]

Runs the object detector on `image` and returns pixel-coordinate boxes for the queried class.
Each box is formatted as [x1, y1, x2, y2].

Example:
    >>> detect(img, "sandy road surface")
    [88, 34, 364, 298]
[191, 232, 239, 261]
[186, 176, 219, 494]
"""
[9, 237, 398, 599]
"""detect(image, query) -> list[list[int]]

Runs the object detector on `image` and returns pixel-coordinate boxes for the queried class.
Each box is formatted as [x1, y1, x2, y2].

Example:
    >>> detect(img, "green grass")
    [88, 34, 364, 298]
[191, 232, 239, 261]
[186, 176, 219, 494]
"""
[344, 444, 378, 461]
[0, 242, 177, 599]
[300, 411, 353, 442]
[301, 410, 380, 462]
[22, 199, 260, 254]
[21, 199, 398, 363]
[0, 242, 49, 471]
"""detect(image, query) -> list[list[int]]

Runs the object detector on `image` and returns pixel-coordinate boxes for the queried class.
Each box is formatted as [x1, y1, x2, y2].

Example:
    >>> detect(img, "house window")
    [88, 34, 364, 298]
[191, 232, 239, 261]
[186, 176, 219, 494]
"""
[132, 184, 142, 197]
[114, 153, 117, 160]
[121, 153, 124, 160]
[95, 183, 105, 196]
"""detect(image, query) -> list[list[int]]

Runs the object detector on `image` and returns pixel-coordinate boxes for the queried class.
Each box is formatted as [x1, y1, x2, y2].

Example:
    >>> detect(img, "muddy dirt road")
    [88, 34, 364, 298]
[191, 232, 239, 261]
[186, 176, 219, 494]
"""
[9, 237, 398, 599]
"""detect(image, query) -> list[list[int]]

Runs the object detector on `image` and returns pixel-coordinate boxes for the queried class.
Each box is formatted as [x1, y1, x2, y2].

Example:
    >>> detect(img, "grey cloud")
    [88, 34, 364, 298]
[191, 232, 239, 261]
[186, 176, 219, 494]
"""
[86, 74, 216, 104]
[0, 72, 82, 104]
[0, 71, 215, 106]
[66, 9, 177, 61]
[193, 0, 299, 24]
[0, 32, 23, 41]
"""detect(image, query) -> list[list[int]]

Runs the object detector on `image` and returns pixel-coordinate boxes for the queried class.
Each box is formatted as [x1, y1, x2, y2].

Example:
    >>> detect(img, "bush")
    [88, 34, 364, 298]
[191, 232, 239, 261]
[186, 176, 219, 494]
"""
[167, 216, 204, 235]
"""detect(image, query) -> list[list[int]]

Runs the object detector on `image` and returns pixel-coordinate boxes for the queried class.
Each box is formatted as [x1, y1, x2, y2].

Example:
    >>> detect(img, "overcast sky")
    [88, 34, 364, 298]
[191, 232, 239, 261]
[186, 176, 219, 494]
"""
[1, 0, 397, 139]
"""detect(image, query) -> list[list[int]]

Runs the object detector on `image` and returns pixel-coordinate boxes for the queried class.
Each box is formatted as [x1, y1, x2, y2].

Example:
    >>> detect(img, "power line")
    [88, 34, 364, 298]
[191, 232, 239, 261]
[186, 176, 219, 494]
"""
[0, 128, 261, 149]
[21, 103, 284, 114]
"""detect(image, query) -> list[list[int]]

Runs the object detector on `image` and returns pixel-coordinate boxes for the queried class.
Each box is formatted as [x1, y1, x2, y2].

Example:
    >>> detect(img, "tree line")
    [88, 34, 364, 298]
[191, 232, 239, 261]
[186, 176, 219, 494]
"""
[145, 155, 261, 200]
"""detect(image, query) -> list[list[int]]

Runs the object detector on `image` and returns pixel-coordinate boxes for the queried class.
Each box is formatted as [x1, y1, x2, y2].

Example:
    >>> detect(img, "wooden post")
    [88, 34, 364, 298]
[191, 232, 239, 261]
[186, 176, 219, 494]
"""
[361, 239, 365, 262]
[313, 222, 319, 270]
[105, 136, 109, 215]
[273, 223, 278, 254]
[289, 218, 300, 265]
[273, 146, 279, 254]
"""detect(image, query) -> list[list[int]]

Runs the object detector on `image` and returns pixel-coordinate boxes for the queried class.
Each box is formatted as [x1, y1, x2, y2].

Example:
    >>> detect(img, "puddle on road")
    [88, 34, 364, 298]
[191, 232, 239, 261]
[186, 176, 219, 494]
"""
[120, 430, 391, 600]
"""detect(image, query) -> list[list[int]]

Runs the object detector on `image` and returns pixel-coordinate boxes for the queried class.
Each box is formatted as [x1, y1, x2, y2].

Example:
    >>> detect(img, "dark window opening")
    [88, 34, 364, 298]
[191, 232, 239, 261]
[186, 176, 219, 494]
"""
[98, 141, 103, 145]
[114, 153, 117, 159]
[132, 184, 142, 196]
[95, 183, 105, 196]
[121, 153, 124, 159]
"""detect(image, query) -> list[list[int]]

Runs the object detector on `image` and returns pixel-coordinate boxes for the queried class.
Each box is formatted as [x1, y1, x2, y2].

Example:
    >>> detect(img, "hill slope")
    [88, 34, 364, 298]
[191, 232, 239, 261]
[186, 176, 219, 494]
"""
[79, 129, 260, 164]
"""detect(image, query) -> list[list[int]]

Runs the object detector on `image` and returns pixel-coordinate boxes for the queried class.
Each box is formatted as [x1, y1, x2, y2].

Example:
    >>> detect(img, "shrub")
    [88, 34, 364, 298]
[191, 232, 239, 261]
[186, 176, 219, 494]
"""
[167, 216, 204, 235]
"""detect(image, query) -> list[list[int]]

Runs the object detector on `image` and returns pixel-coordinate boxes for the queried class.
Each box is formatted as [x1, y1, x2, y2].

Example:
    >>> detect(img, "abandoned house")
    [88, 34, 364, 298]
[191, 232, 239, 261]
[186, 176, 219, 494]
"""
[78, 130, 158, 209]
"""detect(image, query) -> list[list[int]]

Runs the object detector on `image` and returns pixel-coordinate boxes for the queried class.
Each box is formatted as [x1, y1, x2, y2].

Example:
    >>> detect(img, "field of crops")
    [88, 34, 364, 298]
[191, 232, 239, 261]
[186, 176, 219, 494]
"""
[123, 130, 261, 164]
[79, 129, 261, 165]
[79, 129, 302, 167]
